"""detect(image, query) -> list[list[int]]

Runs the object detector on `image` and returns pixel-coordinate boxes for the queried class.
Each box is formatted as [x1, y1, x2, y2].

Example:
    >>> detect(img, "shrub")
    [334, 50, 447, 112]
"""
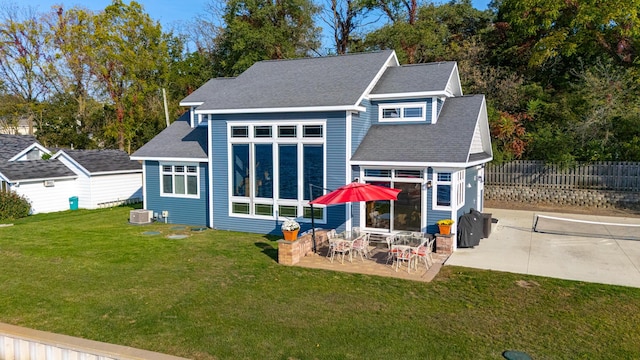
[0, 191, 31, 220]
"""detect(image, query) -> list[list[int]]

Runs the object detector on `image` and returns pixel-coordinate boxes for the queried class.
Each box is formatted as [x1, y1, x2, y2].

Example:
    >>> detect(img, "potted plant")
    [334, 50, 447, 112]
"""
[281, 219, 300, 241]
[436, 219, 454, 235]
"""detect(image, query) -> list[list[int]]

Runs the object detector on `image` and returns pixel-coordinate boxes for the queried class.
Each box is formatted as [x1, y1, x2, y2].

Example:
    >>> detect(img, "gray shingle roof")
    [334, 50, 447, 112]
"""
[181, 78, 236, 105]
[192, 50, 396, 112]
[351, 95, 489, 164]
[0, 134, 38, 161]
[131, 112, 208, 160]
[370, 62, 456, 95]
[0, 160, 76, 182]
[61, 149, 141, 173]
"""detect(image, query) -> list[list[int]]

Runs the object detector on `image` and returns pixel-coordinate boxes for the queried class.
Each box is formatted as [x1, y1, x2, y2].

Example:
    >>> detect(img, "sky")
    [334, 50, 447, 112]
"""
[18, 0, 491, 48]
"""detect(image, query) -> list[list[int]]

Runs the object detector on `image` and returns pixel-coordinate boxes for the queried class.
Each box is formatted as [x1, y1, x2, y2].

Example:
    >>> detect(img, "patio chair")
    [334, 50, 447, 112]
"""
[351, 233, 371, 261]
[392, 245, 412, 273]
[330, 239, 352, 264]
[325, 230, 338, 260]
[412, 237, 435, 271]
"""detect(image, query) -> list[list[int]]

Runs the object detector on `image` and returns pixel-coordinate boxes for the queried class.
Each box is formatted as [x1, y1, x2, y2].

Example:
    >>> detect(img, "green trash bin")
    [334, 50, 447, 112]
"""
[69, 196, 79, 210]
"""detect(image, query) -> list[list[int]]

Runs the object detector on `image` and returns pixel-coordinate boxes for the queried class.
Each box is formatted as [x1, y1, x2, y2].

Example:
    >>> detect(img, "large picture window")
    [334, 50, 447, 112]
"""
[161, 163, 199, 197]
[229, 122, 325, 221]
[363, 169, 423, 232]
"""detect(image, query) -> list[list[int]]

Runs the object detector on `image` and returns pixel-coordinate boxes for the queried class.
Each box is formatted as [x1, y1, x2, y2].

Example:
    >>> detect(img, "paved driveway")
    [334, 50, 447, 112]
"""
[445, 208, 640, 288]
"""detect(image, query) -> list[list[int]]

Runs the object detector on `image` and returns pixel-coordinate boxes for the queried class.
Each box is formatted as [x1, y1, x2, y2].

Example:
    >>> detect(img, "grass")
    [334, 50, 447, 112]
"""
[1, 206, 640, 359]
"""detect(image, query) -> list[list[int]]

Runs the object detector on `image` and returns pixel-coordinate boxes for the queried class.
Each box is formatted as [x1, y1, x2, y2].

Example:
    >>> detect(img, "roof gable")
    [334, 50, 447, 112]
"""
[351, 95, 491, 166]
[369, 62, 460, 98]
[190, 50, 396, 114]
[0, 134, 39, 161]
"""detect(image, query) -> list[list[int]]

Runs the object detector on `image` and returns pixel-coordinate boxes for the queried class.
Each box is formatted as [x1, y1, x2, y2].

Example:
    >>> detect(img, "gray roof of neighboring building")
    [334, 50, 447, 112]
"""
[131, 112, 208, 160]
[61, 149, 141, 173]
[351, 95, 489, 164]
[370, 62, 456, 95]
[0, 134, 38, 161]
[191, 50, 396, 112]
[0, 160, 76, 182]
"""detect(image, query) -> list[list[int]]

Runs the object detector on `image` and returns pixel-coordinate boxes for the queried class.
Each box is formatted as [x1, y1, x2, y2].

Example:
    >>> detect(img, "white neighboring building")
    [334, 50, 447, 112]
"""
[52, 149, 142, 209]
[0, 134, 142, 214]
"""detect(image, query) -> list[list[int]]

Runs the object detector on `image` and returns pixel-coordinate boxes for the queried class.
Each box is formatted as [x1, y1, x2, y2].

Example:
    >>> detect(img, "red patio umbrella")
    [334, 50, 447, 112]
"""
[308, 182, 401, 253]
[309, 182, 401, 205]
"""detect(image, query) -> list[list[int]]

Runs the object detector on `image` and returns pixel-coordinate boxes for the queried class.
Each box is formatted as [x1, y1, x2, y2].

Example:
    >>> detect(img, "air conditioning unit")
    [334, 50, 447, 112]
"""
[130, 209, 153, 224]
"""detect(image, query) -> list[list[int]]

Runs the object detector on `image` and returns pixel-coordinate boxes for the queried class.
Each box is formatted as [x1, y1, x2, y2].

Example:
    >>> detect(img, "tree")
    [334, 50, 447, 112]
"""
[492, 0, 640, 77]
[363, 0, 492, 64]
[214, 0, 321, 76]
[87, 0, 171, 151]
[0, 4, 54, 131]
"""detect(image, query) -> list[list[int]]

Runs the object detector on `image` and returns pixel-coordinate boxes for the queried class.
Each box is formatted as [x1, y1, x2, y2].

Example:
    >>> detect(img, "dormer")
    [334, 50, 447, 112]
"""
[9, 143, 51, 162]
[367, 61, 462, 124]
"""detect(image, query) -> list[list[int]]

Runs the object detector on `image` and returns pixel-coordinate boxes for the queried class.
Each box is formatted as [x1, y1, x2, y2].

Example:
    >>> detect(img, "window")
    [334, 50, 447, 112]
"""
[362, 169, 424, 232]
[433, 170, 465, 210]
[231, 126, 248, 138]
[229, 122, 325, 221]
[435, 172, 451, 207]
[161, 163, 199, 197]
[379, 103, 427, 122]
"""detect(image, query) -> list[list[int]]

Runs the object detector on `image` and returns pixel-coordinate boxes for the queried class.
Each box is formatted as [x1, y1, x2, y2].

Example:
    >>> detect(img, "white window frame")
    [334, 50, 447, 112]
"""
[160, 162, 200, 199]
[432, 169, 465, 211]
[227, 121, 327, 223]
[379, 102, 427, 122]
[360, 167, 425, 233]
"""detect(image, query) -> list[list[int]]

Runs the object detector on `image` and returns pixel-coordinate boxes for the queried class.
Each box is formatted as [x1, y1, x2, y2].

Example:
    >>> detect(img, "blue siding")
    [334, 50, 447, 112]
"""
[426, 167, 450, 234]
[210, 112, 348, 235]
[145, 161, 209, 226]
[459, 166, 479, 217]
[370, 98, 434, 124]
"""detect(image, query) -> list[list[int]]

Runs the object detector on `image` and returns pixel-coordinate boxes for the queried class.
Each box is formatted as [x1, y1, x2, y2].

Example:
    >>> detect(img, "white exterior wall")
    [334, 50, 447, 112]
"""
[87, 173, 142, 209]
[13, 179, 77, 214]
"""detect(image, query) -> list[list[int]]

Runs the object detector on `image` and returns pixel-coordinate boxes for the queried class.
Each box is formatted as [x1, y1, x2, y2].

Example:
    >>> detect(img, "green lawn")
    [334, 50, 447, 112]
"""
[1, 206, 640, 359]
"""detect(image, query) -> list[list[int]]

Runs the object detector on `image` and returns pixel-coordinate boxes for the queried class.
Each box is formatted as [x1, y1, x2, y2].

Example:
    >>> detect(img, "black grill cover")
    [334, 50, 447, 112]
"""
[457, 209, 482, 248]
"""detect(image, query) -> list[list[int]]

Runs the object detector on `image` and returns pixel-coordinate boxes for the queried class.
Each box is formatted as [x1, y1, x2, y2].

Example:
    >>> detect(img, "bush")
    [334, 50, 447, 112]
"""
[0, 191, 31, 220]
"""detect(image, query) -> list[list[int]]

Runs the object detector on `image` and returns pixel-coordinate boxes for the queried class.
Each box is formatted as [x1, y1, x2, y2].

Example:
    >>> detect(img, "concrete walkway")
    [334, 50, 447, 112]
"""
[446, 208, 640, 288]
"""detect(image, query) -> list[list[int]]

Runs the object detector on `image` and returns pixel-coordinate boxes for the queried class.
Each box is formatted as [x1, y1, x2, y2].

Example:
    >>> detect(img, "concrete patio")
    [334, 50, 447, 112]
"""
[295, 244, 450, 282]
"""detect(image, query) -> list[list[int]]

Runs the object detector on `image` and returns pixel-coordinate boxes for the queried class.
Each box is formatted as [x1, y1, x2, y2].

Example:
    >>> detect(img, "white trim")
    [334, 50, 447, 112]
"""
[142, 162, 148, 210]
[11, 175, 77, 183]
[345, 112, 353, 231]
[179, 102, 204, 107]
[88, 170, 142, 176]
[368, 91, 453, 100]
[432, 97, 439, 124]
[356, 51, 399, 108]
[129, 156, 208, 162]
[350, 159, 492, 168]
[208, 120, 214, 228]
[194, 105, 365, 115]
[9, 143, 51, 162]
[159, 162, 201, 199]
[378, 102, 427, 122]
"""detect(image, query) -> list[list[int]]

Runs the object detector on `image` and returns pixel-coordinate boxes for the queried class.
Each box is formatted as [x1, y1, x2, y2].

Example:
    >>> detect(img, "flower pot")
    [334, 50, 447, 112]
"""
[438, 224, 451, 235]
[283, 229, 299, 241]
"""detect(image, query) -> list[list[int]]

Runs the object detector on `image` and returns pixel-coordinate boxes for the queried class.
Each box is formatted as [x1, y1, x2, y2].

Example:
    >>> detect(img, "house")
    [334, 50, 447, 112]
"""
[51, 149, 143, 209]
[131, 50, 492, 248]
[0, 134, 142, 214]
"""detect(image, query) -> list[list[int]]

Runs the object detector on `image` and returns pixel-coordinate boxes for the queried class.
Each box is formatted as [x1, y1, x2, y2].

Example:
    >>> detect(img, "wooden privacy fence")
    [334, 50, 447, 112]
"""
[485, 161, 640, 192]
